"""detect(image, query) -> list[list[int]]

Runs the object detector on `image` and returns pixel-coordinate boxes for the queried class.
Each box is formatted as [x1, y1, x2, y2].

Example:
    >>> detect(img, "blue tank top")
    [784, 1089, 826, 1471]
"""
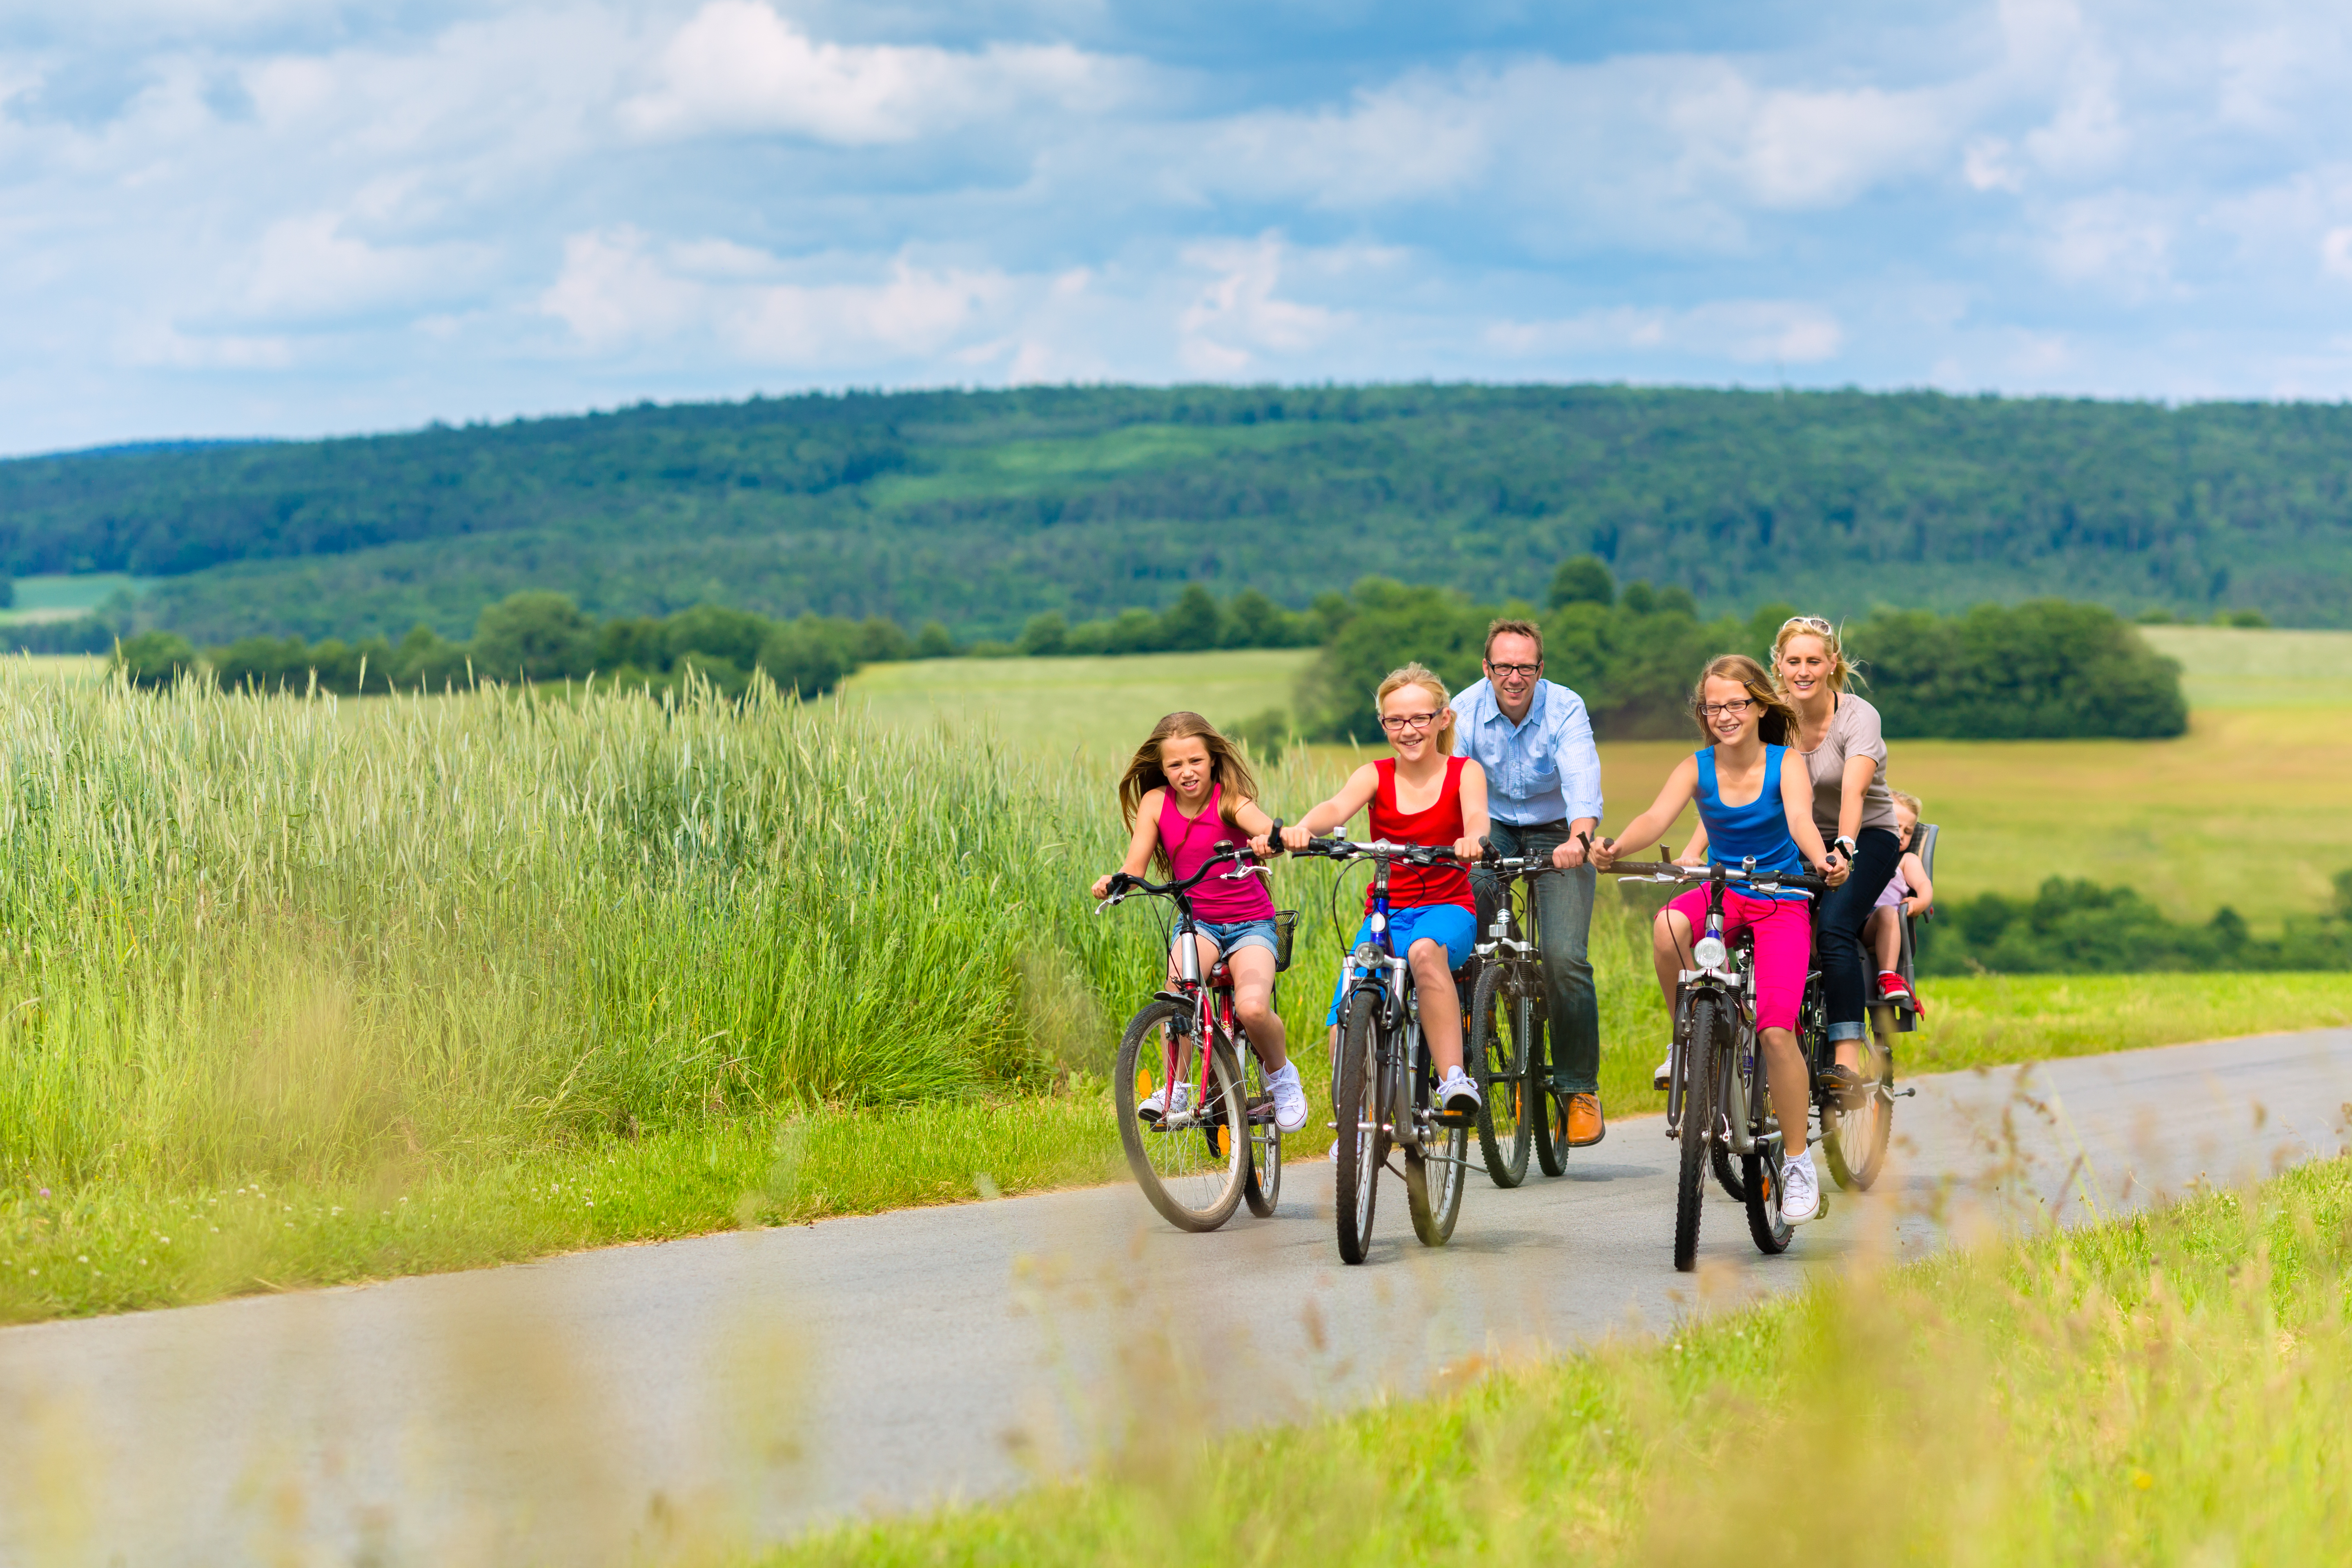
[1695, 746, 1809, 901]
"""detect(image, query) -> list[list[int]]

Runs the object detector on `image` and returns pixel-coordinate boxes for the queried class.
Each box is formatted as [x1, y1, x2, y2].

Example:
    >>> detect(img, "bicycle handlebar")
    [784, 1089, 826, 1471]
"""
[1592, 857, 1829, 894]
[1094, 840, 1266, 913]
[1285, 834, 1467, 868]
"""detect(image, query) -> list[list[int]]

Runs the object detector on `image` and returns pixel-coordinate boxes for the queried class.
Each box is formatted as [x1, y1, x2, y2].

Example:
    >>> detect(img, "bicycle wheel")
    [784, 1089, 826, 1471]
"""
[1528, 1012, 1567, 1178]
[1739, 1020, 1791, 1254]
[1333, 989, 1385, 1265]
[1114, 1000, 1248, 1232]
[1242, 1045, 1282, 1218]
[1711, 1141, 1747, 1203]
[1406, 1044, 1468, 1246]
[1674, 995, 1724, 1274]
[1468, 963, 1533, 1188]
[1822, 1033, 1894, 1191]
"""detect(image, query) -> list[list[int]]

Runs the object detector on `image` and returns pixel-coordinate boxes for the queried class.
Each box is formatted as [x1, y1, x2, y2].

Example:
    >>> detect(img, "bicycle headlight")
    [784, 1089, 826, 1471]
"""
[1693, 935, 1729, 971]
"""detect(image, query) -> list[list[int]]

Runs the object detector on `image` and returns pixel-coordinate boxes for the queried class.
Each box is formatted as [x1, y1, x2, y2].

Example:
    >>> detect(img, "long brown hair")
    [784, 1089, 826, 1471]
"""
[1690, 654, 1796, 747]
[1117, 711, 1262, 873]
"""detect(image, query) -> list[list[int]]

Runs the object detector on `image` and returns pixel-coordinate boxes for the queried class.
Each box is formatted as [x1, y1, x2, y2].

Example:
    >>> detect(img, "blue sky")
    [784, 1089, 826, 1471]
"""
[6, 0, 2352, 453]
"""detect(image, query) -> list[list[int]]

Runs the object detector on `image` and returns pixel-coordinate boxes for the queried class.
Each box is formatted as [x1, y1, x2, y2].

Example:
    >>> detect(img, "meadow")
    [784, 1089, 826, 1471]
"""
[843, 625, 2352, 924]
[778, 1152, 2352, 1566]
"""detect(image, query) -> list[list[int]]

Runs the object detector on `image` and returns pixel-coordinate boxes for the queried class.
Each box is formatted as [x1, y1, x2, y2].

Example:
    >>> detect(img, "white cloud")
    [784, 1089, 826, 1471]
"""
[541, 226, 1018, 363]
[243, 212, 494, 319]
[1487, 298, 1845, 365]
[2323, 227, 2352, 282]
[2042, 193, 2172, 292]
[1175, 235, 1344, 373]
[621, 0, 1126, 145]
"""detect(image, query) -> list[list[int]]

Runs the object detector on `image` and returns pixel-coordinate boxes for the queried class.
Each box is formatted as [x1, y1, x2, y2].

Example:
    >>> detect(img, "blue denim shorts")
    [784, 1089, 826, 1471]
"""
[1325, 902, 1477, 1024]
[1192, 918, 1280, 960]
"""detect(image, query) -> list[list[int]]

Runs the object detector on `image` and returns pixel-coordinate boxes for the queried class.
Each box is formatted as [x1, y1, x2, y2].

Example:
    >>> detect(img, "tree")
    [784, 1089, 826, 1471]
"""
[1159, 584, 1223, 652]
[472, 592, 597, 682]
[914, 621, 956, 659]
[1016, 612, 1068, 656]
[113, 630, 195, 689]
[1549, 555, 1615, 608]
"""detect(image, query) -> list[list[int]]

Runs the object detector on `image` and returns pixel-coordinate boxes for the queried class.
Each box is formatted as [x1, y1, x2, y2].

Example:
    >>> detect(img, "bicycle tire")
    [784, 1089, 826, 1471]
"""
[1114, 1000, 1248, 1233]
[1333, 989, 1384, 1265]
[1822, 1036, 1895, 1192]
[1242, 1047, 1282, 1218]
[1406, 1043, 1468, 1245]
[1468, 964, 1533, 1188]
[1528, 1022, 1567, 1178]
[1675, 994, 1723, 1274]
[1742, 1136, 1794, 1254]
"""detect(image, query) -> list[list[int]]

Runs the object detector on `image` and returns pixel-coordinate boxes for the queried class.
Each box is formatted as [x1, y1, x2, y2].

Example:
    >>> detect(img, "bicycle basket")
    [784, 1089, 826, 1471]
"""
[1272, 909, 1300, 973]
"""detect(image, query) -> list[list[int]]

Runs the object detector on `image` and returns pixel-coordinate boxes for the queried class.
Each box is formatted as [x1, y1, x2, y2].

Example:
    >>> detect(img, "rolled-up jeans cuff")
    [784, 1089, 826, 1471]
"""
[1826, 1021, 1866, 1042]
[1553, 1078, 1598, 1095]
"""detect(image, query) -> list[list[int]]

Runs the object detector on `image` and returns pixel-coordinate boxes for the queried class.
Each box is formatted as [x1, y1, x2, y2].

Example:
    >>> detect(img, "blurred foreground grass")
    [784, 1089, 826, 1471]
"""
[778, 1152, 2352, 1566]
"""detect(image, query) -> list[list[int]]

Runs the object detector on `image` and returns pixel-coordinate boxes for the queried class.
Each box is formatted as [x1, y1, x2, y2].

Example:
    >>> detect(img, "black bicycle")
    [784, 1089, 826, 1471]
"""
[1601, 857, 1827, 1272]
[1290, 834, 1476, 1264]
[1095, 843, 1285, 1232]
[1466, 844, 1553, 1187]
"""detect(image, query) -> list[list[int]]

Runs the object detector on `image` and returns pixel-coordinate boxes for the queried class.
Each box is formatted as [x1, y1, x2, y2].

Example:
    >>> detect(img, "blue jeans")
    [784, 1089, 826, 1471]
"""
[1469, 822, 1601, 1094]
[1325, 903, 1477, 1024]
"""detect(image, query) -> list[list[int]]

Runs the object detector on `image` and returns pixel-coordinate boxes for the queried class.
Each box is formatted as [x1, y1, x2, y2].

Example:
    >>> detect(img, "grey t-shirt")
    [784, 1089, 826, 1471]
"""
[1799, 693, 1900, 840]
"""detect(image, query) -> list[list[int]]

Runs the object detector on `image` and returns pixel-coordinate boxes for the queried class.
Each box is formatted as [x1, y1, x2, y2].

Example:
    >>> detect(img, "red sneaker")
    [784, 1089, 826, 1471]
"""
[1877, 970, 1914, 1007]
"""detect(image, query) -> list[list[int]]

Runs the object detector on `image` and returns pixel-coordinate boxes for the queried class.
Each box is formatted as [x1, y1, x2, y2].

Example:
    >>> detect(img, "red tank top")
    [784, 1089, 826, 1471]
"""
[1367, 755, 1474, 912]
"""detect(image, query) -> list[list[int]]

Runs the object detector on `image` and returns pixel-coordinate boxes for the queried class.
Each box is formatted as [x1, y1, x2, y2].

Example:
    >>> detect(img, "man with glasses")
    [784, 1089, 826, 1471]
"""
[1453, 618, 1609, 1146]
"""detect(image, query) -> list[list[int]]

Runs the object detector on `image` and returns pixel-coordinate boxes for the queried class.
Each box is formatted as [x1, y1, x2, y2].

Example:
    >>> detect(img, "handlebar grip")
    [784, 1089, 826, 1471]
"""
[1266, 818, 1285, 854]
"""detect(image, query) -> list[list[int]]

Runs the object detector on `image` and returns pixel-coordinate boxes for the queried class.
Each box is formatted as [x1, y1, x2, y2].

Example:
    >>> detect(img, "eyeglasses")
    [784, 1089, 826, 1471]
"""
[1486, 661, 1541, 679]
[1780, 615, 1835, 635]
[1380, 711, 1443, 732]
[1698, 698, 1757, 718]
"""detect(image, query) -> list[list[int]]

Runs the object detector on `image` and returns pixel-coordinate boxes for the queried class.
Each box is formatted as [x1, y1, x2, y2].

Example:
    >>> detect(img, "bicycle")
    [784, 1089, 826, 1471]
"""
[1288, 834, 1476, 1264]
[1599, 856, 1827, 1272]
[1096, 841, 1287, 1232]
[1466, 843, 1554, 1187]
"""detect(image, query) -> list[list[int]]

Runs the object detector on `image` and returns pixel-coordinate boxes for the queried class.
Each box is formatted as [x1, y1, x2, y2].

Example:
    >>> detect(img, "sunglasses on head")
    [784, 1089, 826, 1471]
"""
[1780, 615, 1835, 635]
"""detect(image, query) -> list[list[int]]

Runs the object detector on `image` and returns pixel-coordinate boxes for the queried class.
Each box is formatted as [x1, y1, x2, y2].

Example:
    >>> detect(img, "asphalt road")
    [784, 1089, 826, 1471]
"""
[2, 1028, 2346, 1568]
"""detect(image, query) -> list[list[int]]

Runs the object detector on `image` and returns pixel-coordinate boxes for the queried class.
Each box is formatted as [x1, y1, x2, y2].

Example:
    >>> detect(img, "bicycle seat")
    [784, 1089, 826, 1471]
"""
[1209, 960, 1232, 987]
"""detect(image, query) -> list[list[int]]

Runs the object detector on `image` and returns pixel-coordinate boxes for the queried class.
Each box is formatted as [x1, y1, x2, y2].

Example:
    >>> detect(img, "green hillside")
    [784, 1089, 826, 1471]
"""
[6, 384, 2351, 644]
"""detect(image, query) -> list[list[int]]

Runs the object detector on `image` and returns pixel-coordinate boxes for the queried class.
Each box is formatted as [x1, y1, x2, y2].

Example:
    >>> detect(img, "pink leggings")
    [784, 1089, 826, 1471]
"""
[1663, 887, 1813, 1033]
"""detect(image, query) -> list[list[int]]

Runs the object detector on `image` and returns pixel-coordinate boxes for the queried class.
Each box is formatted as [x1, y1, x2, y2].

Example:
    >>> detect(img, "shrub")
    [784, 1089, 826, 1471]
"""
[111, 630, 196, 689]
[472, 591, 597, 682]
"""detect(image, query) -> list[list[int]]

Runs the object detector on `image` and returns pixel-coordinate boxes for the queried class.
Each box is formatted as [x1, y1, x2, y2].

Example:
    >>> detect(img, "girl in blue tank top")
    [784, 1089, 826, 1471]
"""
[1592, 655, 1849, 1224]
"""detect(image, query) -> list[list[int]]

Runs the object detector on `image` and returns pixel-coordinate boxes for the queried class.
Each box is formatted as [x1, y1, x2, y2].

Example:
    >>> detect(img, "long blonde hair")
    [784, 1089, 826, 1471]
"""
[1376, 662, 1457, 753]
[1691, 653, 1796, 746]
[1117, 711, 1261, 873]
[1770, 615, 1855, 696]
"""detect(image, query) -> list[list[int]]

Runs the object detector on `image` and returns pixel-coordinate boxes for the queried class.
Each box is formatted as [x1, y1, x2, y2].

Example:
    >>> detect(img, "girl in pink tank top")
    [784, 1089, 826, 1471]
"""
[1093, 711, 1304, 1132]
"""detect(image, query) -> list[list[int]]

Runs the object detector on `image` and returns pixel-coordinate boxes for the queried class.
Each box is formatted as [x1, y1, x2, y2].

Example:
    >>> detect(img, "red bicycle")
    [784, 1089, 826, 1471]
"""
[1096, 840, 1290, 1232]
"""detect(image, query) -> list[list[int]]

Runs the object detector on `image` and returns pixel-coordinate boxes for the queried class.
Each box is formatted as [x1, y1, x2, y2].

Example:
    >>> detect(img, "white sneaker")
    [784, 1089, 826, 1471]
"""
[1267, 1064, 1310, 1134]
[1780, 1148, 1821, 1225]
[1136, 1081, 1194, 1125]
[1652, 1056, 1672, 1091]
[1438, 1067, 1482, 1114]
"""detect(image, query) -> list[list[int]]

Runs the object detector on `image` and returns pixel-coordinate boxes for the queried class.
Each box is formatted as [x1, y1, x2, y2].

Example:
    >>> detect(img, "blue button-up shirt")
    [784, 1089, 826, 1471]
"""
[1452, 677, 1604, 827]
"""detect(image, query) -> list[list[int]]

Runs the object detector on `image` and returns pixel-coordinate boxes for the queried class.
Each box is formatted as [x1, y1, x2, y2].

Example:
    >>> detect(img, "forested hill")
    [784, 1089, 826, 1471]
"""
[6, 384, 2350, 644]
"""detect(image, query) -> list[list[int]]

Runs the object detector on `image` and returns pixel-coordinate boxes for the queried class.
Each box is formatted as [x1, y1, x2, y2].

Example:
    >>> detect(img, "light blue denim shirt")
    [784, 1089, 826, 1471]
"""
[1452, 677, 1604, 827]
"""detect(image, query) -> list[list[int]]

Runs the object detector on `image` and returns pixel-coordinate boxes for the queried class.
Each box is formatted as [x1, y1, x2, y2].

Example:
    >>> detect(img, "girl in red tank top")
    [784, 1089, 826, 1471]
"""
[1262, 662, 1492, 1115]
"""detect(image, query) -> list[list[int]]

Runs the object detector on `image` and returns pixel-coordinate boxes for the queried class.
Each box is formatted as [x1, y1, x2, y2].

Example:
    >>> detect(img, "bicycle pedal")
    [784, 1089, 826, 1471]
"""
[1432, 1110, 1476, 1128]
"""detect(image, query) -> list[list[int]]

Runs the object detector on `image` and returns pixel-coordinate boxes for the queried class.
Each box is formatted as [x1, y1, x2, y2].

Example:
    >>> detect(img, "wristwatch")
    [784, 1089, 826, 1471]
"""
[1833, 835, 1857, 860]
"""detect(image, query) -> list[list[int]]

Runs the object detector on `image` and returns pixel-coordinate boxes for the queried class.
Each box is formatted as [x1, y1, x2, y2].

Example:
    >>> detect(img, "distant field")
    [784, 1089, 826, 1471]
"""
[852, 629, 2350, 923]
[0, 571, 146, 624]
[840, 648, 1318, 760]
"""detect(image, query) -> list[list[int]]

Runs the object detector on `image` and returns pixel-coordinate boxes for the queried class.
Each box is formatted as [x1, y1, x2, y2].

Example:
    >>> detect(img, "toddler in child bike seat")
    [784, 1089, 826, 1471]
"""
[1092, 711, 1308, 1134]
[1863, 791, 1935, 1011]
[1592, 655, 1848, 1225]
[1256, 663, 1492, 1118]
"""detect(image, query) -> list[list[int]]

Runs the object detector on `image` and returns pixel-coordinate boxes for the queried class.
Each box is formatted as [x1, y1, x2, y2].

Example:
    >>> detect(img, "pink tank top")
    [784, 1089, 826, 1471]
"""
[1158, 783, 1276, 923]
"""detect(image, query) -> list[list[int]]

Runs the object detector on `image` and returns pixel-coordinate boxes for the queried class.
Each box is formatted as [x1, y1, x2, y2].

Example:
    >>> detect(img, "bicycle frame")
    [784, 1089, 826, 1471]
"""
[1100, 849, 1270, 1131]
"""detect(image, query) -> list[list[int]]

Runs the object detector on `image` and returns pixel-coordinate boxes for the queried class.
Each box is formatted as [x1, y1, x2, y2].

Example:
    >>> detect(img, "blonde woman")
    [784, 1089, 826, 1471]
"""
[1263, 663, 1492, 1114]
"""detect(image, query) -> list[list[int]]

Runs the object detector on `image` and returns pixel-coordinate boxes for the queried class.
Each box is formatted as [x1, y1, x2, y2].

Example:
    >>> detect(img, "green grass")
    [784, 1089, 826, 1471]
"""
[0, 571, 147, 624]
[2139, 623, 2352, 708]
[840, 648, 1318, 761]
[772, 1153, 2352, 1566]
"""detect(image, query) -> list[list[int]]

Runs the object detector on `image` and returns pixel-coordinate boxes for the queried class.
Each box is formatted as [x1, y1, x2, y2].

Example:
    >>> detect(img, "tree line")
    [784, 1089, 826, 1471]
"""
[1284, 558, 2187, 742]
[1915, 873, 2352, 975]
[112, 561, 2189, 746]
[9, 383, 2348, 648]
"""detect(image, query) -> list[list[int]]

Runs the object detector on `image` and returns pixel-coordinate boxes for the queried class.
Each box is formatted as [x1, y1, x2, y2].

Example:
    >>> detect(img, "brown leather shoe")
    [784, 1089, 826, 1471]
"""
[1565, 1091, 1605, 1147]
